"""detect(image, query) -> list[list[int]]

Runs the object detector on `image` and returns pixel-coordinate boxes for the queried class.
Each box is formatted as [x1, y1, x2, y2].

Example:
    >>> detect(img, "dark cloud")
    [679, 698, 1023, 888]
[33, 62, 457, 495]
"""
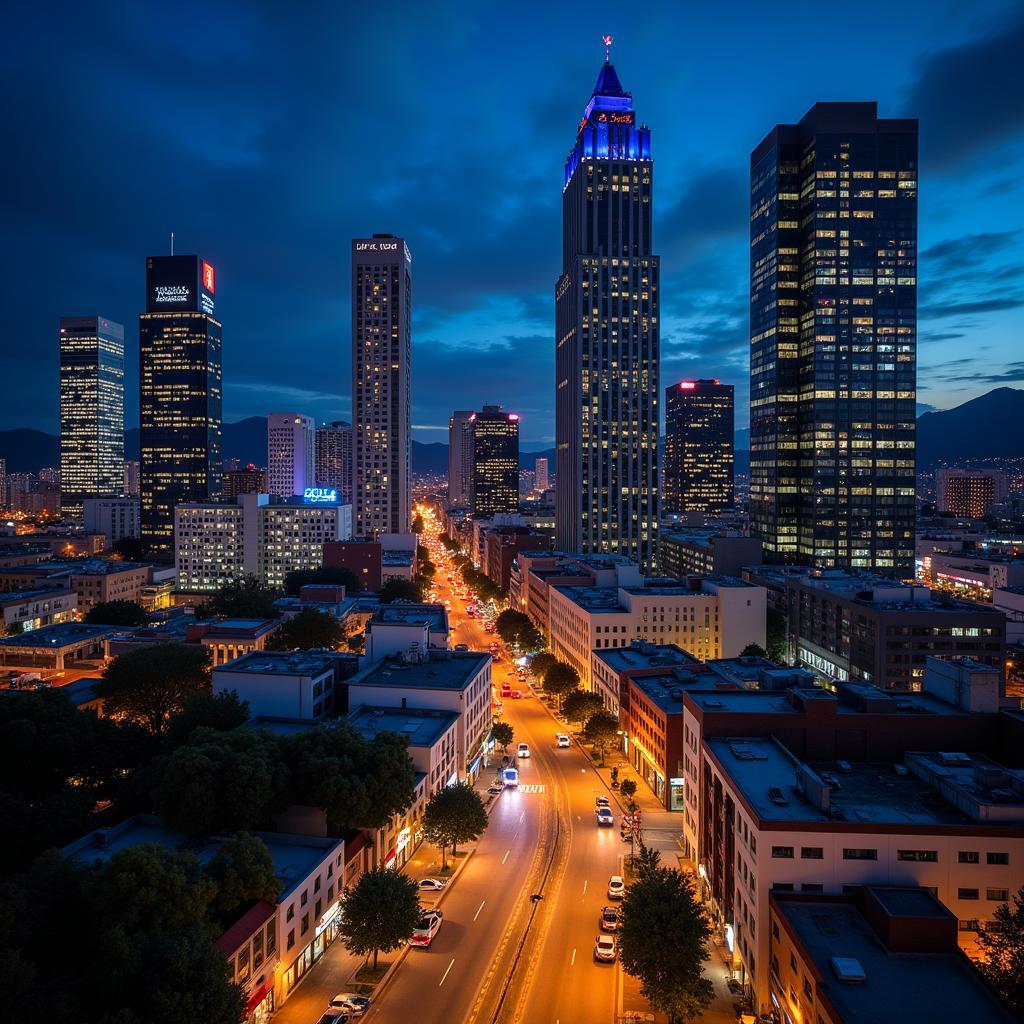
[920, 297, 1024, 319]
[922, 231, 1017, 272]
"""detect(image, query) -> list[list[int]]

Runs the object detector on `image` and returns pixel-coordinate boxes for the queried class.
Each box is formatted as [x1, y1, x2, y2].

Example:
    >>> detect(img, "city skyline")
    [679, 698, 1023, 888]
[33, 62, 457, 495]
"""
[4, 3, 1022, 446]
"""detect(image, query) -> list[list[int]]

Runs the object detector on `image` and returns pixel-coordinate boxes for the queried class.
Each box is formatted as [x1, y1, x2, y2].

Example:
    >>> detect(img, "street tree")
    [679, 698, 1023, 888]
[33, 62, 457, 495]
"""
[203, 831, 281, 921]
[268, 607, 345, 651]
[83, 599, 149, 626]
[619, 867, 714, 1024]
[740, 643, 767, 658]
[164, 690, 251, 749]
[563, 689, 604, 730]
[495, 610, 532, 647]
[583, 710, 619, 766]
[411, 513, 425, 534]
[422, 782, 489, 869]
[491, 720, 514, 752]
[632, 841, 661, 878]
[543, 661, 580, 708]
[978, 885, 1024, 1014]
[206, 574, 280, 618]
[766, 607, 788, 663]
[339, 866, 421, 969]
[380, 577, 424, 603]
[619, 777, 638, 810]
[99, 643, 211, 735]
[284, 565, 360, 595]
[530, 651, 556, 682]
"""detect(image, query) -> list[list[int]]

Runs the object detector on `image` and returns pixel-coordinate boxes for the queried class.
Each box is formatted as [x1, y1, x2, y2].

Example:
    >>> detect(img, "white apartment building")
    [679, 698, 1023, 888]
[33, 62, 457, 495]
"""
[0, 587, 77, 632]
[83, 496, 140, 546]
[175, 492, 352, 593]
[267, 412, 315, 498]
[548, 576, 766, 700]
[364, 602, 450, 663]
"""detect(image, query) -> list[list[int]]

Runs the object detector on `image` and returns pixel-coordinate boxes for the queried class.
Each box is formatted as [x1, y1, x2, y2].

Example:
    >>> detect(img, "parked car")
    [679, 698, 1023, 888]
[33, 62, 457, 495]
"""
[487, 782, 505, 795]
[608, 875, 625, 899]
[593, 934, 617, 963]
[329, 994, 371, 1016]
[517, 742, 530, 759]
[317, 1011, 351, 1024]
[595, 795, 611, 808]
[596, 807, 614, 827]
[409, 909, 444, 948]
[418, 878, 447, 891]
[600, 906, 620, 932]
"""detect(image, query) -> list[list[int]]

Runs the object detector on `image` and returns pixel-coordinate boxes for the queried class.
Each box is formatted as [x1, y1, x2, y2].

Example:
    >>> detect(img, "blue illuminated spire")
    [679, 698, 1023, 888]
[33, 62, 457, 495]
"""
[593, 61, 627, 99]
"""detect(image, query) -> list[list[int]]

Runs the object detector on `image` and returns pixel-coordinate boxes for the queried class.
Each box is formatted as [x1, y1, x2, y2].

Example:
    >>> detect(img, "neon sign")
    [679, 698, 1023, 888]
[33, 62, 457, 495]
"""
[303, 487, 338, 503]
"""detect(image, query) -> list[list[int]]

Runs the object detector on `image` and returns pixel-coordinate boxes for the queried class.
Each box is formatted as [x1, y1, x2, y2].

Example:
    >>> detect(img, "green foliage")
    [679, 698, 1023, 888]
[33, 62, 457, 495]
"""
[542, 661, 579, 707]
[112, 536, 144, 562]
[977, 885, 1024, 1014]
[422, 782, 489, 868]
[530, 651, 556, 681]
[495, 610, 543, 650]
[203, 832, 281, 921]
[562, 689, 604, 729]
[411, 513, 425, 534]
[157, 727, 288, 837]
[164, 691, 251, 749]
[619, 867, 714, 1024]
[439, 534, 460, 553]
[740, 642, 767, 658]
[283, 564, 360, 595]
[281, 722, 415, 832]
[83, 599, 150, 626]
[379, 577, 425, 603]
[458, 560, 503, 602]
[631, 841, 661, 879]
[268, 607, 345, 651]
[619, 778, 638, 810]
[206, 574, 280, 618]
[491, 720, 514, 751]
[583, 710, 619, 766]
[766, 607, 788, 663]
[339, 866, 421, 969]
[100, 643, 212, 735]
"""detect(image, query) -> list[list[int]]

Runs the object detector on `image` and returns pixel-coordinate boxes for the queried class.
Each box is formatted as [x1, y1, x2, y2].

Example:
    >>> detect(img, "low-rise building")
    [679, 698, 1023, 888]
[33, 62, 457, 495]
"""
[0, 531, 107, 557]
[922, 548, 1024, 603]
[323, 538, 384, 591]
[0, 622, 115, 672]
[482, 526, 554, 592]
[0, 544, 52, 568]
[994, 586, 1024, 643]
[82, 497, 140, 546]
[364, 602, 450, 663]
[216, 900, 279, 1023]
[659, 529, 762, 579]
[0, 587, 77, 632]
[0, 558, 153, 614]
[769, 886, 1016, 1024]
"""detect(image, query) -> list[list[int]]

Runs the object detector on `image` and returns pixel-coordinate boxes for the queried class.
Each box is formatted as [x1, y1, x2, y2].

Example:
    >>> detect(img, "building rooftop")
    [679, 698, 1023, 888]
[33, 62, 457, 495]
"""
[706, 656, 817, 690]
[214, 649, 351, 676]
[350, 650, 490, 691]
[0, 622, 116, 648]
[630, 670, 711, 714]
[382, 550, 415, 566]
[594, 642, 703, 675]
[201, 618, 280, 639]
[706, 735, 1024, 828]
[369, 603, 448, 630]
[107, 615, 197, 642]
[0, 586, 77, 604]
[348, 705, 459, 748]
[553, 586, 623, 612]
[773, 891, 1016, 1023]
[1, 559, 151, 577]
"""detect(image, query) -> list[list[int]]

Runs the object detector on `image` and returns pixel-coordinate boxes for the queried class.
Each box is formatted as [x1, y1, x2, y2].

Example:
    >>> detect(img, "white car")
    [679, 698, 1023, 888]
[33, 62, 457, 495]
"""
[556, 733, 570, 748]
[596, 795, 611, 808]
[608, 875, 625, 899]
[418, 878, 447, 891]
[409, 909, 443, 947]
[596, 807, 614, 827]
[329, 994, 371, 1016]
[594, 934, 617, 963]
[517, 742, 530, 759]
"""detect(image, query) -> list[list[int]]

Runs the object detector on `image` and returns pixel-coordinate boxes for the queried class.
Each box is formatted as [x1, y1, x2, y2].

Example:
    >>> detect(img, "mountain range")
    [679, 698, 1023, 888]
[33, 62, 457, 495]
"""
[2, 388, 1022, 475]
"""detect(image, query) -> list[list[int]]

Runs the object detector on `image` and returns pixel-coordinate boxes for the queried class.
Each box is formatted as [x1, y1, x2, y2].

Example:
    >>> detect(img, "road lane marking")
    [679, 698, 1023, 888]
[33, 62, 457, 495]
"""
[439, 958, 455, 987]
[583, 880, 588, 895]
[570, 947, 576, 966]
[474, 899, 486, 921]
[513, 831, 519, 841]
[519, 811, 525, 822]
[502, 849, 511, 864]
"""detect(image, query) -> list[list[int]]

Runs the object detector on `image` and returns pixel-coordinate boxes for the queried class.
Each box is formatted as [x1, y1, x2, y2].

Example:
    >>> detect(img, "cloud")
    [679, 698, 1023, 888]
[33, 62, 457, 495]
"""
[920, 297, 1024, 319]
[922, 231, 1018, 272]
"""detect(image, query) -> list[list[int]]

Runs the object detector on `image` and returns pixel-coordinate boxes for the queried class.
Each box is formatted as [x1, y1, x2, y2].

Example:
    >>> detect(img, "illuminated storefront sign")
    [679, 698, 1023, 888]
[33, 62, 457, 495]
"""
[315, 900, 341, 937]
[303, 487, 338, 504]
[153, 284, 190, 304]
[202, 261, 215, 293]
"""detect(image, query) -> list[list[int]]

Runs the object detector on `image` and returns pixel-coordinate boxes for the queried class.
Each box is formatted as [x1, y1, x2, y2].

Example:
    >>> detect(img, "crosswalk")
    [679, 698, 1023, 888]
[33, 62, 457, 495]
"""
[516, 784, 546, 794]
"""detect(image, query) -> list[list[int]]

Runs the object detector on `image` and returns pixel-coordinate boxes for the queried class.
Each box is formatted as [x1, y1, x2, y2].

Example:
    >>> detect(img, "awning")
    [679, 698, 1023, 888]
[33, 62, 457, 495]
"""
[245, 977, 274, 1013]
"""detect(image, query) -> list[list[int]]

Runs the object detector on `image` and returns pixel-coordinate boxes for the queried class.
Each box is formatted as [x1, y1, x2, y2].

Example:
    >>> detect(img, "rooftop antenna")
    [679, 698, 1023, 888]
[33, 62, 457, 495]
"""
[169, 231, 174, 256]
[603, 34, 613, 63]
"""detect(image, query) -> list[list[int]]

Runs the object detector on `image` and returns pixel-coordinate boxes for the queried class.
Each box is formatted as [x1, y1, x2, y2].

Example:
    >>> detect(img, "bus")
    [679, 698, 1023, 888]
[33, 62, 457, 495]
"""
[502, 766, 519, 788]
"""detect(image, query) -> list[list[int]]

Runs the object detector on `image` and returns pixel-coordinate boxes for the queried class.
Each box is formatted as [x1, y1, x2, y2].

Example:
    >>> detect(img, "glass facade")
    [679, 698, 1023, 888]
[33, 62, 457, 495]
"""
[556, 57, 659, 571]
[314, 421, 353, 504]
[470, 406, 519, 516]
[750, 103, 917, 574]
[663, 379, 734, 515]
[59, 316, 125, 519]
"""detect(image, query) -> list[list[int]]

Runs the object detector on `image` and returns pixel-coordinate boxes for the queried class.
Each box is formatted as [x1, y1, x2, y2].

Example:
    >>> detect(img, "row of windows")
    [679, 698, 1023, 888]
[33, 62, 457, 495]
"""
[772, 845, 1011, 864]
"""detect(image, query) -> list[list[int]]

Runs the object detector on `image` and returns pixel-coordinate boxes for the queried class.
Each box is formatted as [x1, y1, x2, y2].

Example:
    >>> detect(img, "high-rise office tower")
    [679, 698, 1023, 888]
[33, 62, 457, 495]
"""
[750, 103, 917, 573]
[139, 254, 222, 557]
[470, 405, 520, 516]
[535, 457, 550, 492]
[663, 379, 734, 515]
[267, 412, 315, 497]
[223, 465, 267, 500]
[315, 421, 353, 503]
[556, 45, 659, 571]
[58, 316, 125, 519]
[352, 235, 411, 537]
[447, 411, 474, 508]
[123, 460, 140, 497]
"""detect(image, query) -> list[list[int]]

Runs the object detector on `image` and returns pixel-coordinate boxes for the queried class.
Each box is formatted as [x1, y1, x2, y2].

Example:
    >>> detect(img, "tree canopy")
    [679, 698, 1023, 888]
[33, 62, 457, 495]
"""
[99, 642, 212, 735]
[542, 661, 580, 706]
[563, 689, 604, 730]
[619, 778, 638, 810]
[583, 710, 619, 766]
[283, 565, 360, 596]
[268, 607, 345, 651]
[740, 643, 767, 658]
[112, 536, 144, 561]
[411, 513, 425, 534]
[977, 885, 1024, 1015]
[203, 831, 281, 922]
[495, 610, 544, 651]
[379, 577, 425, 603]
[491, 720, 514, 752]
[530, 651, 556, 681]
[766, 607, 788, 663]
[83, 599, 150, 626]
[338, 866, 421, 968]
[618, 866, 714, 1023]
[422, 782, 489, 869]
[205, 575, 280, 618]
[164, 691, 251, 749]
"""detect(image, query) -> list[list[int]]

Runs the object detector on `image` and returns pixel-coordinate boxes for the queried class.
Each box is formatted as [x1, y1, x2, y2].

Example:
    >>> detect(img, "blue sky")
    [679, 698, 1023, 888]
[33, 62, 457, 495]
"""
[3, 0, 1022, 446]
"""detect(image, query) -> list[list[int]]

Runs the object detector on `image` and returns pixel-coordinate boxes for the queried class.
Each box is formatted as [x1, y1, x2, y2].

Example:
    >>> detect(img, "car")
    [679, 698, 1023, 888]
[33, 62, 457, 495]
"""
[596, 795, 611, 809]
[317, 1012, 351, 1024]
[418, 878, 447, 891]
[608, 875, 625, 899]
[556, 733, 570, 748]
[600, 906, 621, 932]
[500, 686, 513, 697]
[455, 643, 469, 651]
[594, 934, 617, 963]
[409, 909, 443, 947]
[517, 742, 530, 758]
[487, 782, 504, 794]
[507, 688, 522, 699]
[596, 807, 614, 827]
[329, 994, 371, 1016]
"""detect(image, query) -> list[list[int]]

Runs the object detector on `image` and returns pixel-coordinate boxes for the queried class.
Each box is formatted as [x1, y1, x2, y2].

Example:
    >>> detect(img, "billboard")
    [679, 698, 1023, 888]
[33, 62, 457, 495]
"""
[146, 255, 216, 316]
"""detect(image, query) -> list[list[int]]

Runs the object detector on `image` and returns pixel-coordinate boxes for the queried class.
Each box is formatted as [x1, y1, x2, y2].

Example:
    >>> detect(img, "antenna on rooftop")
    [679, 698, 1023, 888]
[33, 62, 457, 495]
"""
[602, 34, 613, 63]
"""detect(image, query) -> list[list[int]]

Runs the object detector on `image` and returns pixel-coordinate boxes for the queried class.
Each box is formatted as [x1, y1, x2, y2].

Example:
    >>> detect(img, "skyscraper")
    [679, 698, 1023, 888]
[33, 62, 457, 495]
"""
[556, 45, 659, 570]
[663, 379, 734, 516]
[139, 254, 222, 557]
[470, 405, 519, 516]
[315, 421, 353, 503]
[59, 316, 125, 519]
[750, 103, 917, 573]
[267, 412, 315, 497]
[447, 410, 474, 508]
[352, 235, 411, 537]
[535, 456, 550, 492]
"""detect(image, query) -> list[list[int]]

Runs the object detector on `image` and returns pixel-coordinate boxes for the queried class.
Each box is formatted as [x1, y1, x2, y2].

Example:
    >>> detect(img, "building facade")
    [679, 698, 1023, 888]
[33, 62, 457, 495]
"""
[750, 104, 917, 573]
[555, 51, 659, 571]
[267, 413, 315, 498]
[447, 411, 473, 508]
[470, 406, 520, 516]
[535, 457, 549, 491]
[664, 379, 734, 515]
[139, 254, 222, 557]
[82, 496, 140, 546]
[223, 465, 267, 500]
[352, 235, 411, 537]
[59, 316, 125, 519]
[314, 421, 353, 504]
[660, 529, 763, 580]
[937, 468, 1009, 518]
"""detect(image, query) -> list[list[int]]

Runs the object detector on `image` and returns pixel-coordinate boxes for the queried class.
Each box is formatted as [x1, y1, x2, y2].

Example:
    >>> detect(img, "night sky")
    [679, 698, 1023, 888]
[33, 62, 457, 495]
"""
[4, 1, 1023, 446]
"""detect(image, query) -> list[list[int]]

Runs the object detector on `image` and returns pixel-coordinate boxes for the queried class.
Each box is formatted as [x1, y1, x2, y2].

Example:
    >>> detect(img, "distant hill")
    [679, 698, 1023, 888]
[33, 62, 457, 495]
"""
[916, 387, 1024, 468]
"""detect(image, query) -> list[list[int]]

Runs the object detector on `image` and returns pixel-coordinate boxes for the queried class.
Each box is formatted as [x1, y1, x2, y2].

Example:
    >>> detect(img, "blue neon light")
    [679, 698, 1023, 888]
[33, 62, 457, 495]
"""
[303, 487, 338, 503]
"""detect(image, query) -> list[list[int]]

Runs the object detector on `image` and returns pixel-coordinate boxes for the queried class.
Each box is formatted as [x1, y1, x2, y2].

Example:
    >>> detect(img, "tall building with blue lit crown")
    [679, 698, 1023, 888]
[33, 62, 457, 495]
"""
[556, 44, 659, 571]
